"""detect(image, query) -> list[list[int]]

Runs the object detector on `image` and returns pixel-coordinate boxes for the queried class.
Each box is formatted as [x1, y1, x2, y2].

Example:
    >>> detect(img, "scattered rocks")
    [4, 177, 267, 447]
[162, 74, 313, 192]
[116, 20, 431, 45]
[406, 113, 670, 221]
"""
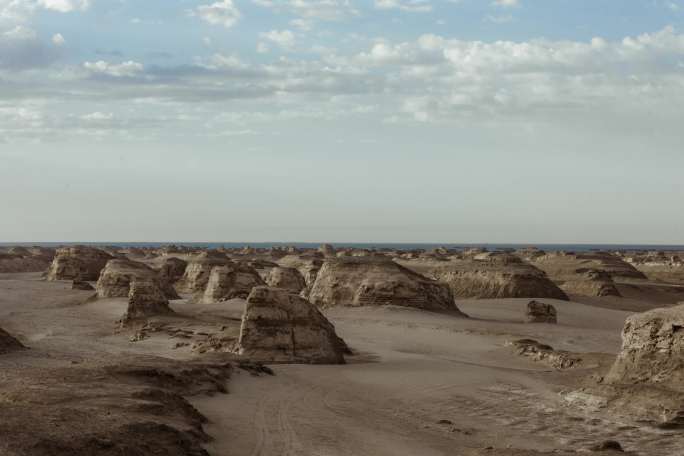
[201, 263, 265, 303]
[525, 300, 557, 324]
[508, 339, 581, 370]
[265, 266, 306, 293]
[235, 286, 349, 364]
[46, 246, 113, 281]
[308, 256, 465, 313]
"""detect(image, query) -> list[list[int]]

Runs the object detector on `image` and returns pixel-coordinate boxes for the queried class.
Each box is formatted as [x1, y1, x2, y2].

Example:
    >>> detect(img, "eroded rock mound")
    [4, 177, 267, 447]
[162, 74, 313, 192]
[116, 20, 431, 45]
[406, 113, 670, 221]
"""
[175, 252, 231, 294]
[0, 327, 24, 354]
[605, 304, 684, 392]
[96, 259, 160, 298]
[0, 246, 55, 273]
[235, 286, 348, 364]
[265, 266, 306, 292]
[156, 257, 187, 299]
[72, 280, 94, 291]
[277, 254, 324, 288]
[508, 339, 580, 370]
[46, 246, 113, 281]
[202, 263, 265, 303]
[525, 300, 557, 324]
[123, 281, 173, 323]
[398, 257, 568, 300]
[308, 257, 464, 313]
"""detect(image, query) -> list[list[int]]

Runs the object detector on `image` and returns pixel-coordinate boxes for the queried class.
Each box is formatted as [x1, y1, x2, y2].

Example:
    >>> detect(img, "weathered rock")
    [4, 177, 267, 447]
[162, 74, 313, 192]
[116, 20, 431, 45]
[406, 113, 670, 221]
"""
[508, 339, 580, 370]
[605, 304, 684, 393]
[123, 281, 173, 322]
[308, 257, 464, 313]
[46, 246, 113, 281]
[525, 300, 557, 324]
[157, 257, 187, 299]
[96, 259, 160, 298]
[71, 280, 94, 291]
[0, 326, 24, 354]
[175, 252, 231, 294]
[277, 254, 324, 288]
[590, 440, 624, 452]
[319, 244, 336, 257]
[265, 266, 306, 293]
[235, 286, 348, 364]
[397, 257, 568, 300]
[202, 263, 266, 303]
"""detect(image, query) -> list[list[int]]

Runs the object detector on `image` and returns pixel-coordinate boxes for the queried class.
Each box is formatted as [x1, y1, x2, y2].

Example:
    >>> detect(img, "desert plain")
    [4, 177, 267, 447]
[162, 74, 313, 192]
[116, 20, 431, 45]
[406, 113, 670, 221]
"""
[1, 244, 684, 455]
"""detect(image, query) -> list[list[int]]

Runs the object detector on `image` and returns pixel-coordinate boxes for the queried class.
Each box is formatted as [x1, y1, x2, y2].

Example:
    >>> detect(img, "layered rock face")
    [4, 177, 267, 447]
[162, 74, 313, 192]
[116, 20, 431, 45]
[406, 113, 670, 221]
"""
[531, 252, 642, 297]
[0, 247, 55, 273]
[0, 327, 24, 354]
[123, 281, 173, 323]
[398, 256, 568, 300]
[157, 257, 187, 299]
[235, 286, 348, 364]
[202, 263, 266, 303]
[265, 266, 306, 293]
[605, 304, 684, 393]
[277, 254, 324, 288]
[525, 301, 558, 324]
[96, 259, 160, 298]
[308, 257, 464, 313]
[46, 246, 113, 281]
[175, 252, 231, 293]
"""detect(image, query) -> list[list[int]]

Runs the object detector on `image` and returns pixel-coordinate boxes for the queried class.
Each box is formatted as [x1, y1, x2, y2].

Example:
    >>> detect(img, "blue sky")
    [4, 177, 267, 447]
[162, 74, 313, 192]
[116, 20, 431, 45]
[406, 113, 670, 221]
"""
[1, 0, 683, 243]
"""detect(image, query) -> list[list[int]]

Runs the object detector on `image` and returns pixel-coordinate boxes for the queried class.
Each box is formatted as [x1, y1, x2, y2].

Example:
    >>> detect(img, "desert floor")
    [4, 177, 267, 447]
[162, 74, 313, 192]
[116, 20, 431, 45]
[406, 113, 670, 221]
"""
[1, 272, 682, 455]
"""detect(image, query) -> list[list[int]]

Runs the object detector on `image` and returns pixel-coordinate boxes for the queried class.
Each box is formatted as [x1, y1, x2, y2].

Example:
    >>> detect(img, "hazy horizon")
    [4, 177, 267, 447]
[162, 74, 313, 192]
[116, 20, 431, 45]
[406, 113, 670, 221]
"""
[2, 0, 683, 243]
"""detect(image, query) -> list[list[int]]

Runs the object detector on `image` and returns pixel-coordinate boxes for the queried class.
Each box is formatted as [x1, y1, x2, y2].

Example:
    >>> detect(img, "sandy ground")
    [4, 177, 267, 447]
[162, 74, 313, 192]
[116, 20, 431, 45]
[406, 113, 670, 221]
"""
[1, 272, 682, 455]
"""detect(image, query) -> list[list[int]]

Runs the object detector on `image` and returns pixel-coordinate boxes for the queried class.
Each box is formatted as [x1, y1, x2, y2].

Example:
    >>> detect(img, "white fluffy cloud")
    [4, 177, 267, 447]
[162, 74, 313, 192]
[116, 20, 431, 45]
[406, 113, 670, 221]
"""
[252, 0, 357, 21]
[375, 0, 432, 13]
[83, 60, 144, 78]
[38, 0, 89, 13]
[51, 32, 64, 45]
[260, 29, 295, 50]
[194, 0, 241, 28]
[493, 0, 519, 7]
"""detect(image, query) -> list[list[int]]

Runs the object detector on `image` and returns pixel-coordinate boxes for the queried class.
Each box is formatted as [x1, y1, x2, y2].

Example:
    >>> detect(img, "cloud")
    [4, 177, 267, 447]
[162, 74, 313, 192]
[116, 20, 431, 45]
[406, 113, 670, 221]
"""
[51, 32, 64, 45]
[38, 0, 90, 13]
[193, 0, 241, 28]
[252, 0, 358, 21]
[260, 29, 295, 50]
[375, 0, 432, 13]
[83, 60, 144, 78]
[492, 0, 519, 7]
[0, 25, 61, 69]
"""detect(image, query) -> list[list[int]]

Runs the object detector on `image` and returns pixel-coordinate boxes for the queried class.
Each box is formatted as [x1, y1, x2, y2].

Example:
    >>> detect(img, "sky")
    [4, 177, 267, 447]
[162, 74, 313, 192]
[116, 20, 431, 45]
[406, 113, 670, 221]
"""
[1, 0, 683, 244]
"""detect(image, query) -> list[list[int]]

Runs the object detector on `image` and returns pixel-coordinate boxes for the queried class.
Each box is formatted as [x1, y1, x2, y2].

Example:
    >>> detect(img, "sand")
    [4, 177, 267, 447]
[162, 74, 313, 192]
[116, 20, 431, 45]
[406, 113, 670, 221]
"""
[1, 271, 682, 455]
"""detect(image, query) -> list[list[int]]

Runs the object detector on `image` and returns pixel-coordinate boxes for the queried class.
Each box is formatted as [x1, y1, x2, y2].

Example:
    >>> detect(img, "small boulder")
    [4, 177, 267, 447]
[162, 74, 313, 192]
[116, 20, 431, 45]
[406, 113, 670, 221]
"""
[235, 286, 348, 364]
[590, 440, 624, 452]
[525, 300, 557, 324]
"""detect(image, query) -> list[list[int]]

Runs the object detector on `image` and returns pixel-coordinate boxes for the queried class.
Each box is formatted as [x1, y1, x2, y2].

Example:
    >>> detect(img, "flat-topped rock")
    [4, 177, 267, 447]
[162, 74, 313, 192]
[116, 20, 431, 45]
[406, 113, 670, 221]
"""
[122, 280, 173, 323]
[46, 246, 113, 281]
[235, 286, 348, 364]
[308, 257, 465, 313]
[202, 263, 266, 303]
[265, 266, 306, 293]
[96, 259, 160, 298]
[605, 303, 684, 392]
[175, 252, 232, 293]
[398, 257, 568, 300]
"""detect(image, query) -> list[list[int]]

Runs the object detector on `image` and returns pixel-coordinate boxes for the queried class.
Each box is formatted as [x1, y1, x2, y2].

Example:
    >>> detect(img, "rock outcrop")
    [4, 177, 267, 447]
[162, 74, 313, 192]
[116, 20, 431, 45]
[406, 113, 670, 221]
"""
[308, 257, 464, 313]
[525, 300, 557, 324]
[46, 246, 113, 281]
[96, 259, 161, 298]
[398, 256, 568, 300]
[531, 252, 646, 297]
[175, 252, 231, 294]
[0, 326, 24, 354]
[0, 246, 55, 273]
[277, 254, 324, 288]
[202, 262, 266, 303]
[122, 281, 173, 323]
[605, 304, 684, 393]
[265, 266, 306, 293]
[157, 257, 187, 299]
[235, 286, 348, 364]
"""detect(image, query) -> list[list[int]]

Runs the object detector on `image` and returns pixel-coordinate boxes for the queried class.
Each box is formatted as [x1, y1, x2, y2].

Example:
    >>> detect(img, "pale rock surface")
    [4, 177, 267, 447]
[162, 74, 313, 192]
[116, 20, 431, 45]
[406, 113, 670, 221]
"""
[96, 259, 161, 298]
[235, 286, 348, 364]
[46, 246, 113, 281]
[308, 257, 464, 313]
[123, 280, 173, 323]
[265, 266, 306, 293]
[202, 262, 265, 303]
[175, 252, 231, 293]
